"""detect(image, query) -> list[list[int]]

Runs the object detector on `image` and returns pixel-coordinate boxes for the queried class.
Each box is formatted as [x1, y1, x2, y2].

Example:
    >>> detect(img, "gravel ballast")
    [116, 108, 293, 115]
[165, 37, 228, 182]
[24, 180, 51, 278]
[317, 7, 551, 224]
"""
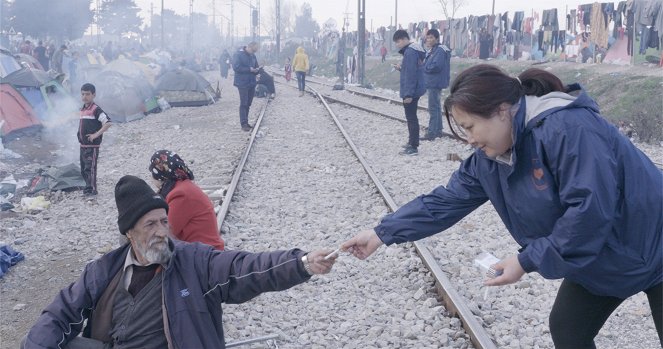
[220, 84, 472, 349]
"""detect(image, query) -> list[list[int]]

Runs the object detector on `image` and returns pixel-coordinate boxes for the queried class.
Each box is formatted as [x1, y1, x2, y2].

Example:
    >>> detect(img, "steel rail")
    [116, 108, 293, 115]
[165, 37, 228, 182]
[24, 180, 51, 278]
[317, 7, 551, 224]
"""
[307, 85, 497, 349]
[217, 100, 270, 233]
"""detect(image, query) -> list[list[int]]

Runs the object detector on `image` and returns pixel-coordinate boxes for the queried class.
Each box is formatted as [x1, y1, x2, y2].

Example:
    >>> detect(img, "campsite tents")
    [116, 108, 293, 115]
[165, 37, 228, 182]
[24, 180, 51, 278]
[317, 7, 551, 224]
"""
[103, 56, 157, 85]
[1, 68, 76, 122]
[155, 67, 216, 107]
[14, 53, 44, 70]
[88, 70, 153, 123]
[0, 49, 22, 78]
[0, 83, 41, 136]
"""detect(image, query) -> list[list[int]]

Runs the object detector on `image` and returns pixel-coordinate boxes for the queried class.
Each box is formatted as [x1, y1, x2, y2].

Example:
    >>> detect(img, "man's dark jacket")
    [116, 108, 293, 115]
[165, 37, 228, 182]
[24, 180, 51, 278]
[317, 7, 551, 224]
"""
[232, 47, 259, 89]
[23, 240, 310, 348]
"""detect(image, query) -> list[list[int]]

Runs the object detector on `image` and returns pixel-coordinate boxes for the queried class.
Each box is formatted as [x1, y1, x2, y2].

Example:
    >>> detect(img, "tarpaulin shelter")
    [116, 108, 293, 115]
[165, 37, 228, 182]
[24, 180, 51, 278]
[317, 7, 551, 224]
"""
[88, 70, 153, 123]
[155, 67, 216, 107]
[0, 49, 22, 78]
[14, 53, 44, 70]
[0, 83, 41, 136]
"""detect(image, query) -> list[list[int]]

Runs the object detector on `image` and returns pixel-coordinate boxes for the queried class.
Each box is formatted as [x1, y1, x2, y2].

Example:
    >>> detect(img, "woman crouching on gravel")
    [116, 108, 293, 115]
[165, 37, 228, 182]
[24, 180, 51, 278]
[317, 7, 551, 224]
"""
[149, 150, 225, 250]
[341, 64, 662, 348]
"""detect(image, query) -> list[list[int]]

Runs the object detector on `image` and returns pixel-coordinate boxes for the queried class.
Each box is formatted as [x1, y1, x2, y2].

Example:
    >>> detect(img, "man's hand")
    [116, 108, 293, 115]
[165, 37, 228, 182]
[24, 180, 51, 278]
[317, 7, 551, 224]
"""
[403, 97, 413, 104]
[250, 67, 259, 73]
[306, 249, 338, 274]
[484, 254, 526, 286]
[392, 63, 401, 71]
[256, 74, 261, 81]
[340, 229, 384, 260]
[86, 133, 99, 142]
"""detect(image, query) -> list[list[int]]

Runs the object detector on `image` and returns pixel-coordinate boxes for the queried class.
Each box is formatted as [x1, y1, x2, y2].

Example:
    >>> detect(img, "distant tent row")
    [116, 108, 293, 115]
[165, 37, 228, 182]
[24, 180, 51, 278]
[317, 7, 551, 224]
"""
[1, 48, 218, 137]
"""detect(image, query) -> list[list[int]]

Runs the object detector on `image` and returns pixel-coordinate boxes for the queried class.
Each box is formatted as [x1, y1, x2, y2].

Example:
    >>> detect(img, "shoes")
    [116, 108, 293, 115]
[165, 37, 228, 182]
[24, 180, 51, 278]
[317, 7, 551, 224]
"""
[401, 143, 411, 149]
[299, 91, 305, 97]
[241, 125, 253, 131]
[269, 93, 275, 99]
[83, 190, 97, 197]
[399, 146, 418, 155]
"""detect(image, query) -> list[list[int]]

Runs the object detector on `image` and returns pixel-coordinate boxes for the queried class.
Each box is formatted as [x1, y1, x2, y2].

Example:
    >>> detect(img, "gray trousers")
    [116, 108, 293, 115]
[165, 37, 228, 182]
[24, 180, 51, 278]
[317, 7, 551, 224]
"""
[22, 335, 110, 349]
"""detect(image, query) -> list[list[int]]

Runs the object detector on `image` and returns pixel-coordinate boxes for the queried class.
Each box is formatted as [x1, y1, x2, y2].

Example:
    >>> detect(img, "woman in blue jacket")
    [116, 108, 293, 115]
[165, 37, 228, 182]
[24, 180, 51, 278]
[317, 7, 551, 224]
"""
[342, 64, 662, 348]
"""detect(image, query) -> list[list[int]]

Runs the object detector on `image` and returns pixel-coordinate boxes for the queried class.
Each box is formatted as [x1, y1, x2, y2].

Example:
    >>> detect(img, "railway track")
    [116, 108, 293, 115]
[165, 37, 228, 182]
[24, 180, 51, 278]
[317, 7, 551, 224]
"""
[219, 76, 496, 348]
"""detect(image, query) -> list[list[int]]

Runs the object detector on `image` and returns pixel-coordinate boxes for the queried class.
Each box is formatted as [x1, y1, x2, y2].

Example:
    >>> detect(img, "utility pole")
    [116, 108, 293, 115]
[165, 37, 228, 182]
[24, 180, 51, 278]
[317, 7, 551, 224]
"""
[492, 0, 495, 16]
[212, 0, 216, 35]
[189, 0, 194, 50]
[275, 0, 280, 58]
[150, 2, 154, 47]
[231, 0, 235, 47]
[161, 0, 164, 49]
[357, 0, 366, 85]
[394, 0, 398, 30]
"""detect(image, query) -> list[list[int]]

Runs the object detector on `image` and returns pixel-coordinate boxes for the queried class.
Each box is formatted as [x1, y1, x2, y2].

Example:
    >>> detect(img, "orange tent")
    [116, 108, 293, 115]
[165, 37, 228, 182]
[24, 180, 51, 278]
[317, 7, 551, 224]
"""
[0, 83, 41, 136]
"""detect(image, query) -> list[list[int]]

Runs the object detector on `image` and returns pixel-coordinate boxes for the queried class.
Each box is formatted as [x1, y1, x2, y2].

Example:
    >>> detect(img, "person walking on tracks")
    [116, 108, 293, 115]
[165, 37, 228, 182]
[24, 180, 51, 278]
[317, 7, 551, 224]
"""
[392, 29, 426, 156]
[21, 175, 338, 349]
[78, 83, 111, 197]
[421, 29, 451, 141]
[149, 150, 225, 250]
[232, 42, 260, 131]
[342, 64, 662, 348]
[292, 46, 309, 96]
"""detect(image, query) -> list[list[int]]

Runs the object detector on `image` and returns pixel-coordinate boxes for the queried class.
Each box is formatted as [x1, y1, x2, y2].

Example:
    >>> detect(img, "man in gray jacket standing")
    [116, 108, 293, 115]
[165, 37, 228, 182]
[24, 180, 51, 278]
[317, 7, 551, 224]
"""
[22, 175, 337, 349]
[421, 29, 451, 141]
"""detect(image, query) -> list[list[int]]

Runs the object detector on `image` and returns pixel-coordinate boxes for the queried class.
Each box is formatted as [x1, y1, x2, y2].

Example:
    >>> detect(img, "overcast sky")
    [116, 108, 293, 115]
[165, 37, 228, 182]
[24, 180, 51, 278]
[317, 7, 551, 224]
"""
[133, 0, 590, 34]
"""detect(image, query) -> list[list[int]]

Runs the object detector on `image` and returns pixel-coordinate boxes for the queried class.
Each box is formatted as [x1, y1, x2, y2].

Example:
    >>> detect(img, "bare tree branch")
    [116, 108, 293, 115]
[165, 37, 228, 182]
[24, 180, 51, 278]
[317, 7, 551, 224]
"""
[435, 0, 467, 19]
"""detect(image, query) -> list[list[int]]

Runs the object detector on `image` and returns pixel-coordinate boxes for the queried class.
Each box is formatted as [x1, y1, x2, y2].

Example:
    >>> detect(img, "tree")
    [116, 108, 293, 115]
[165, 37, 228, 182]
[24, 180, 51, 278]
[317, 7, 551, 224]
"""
[10, 0, 93, 40]
[98, 0, 143, 38]
[1, 0, 12, 33]
[263, 0, 296, 38]
[294, 3, 319, 39]
[435, 0, 467, 19]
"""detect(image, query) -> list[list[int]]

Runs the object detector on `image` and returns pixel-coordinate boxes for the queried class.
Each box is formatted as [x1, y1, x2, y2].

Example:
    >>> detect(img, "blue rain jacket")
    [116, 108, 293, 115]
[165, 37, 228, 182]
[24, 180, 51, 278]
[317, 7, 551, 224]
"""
[398, 43, 426, 99]
[423, 44, 451, 89]
[375, 86, 662, 298]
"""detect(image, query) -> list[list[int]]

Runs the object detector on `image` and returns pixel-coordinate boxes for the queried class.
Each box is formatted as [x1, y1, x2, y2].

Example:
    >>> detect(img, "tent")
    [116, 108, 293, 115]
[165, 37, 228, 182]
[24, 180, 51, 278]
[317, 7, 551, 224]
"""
[88, 70, 153, 123]
[103, 56, 157, 85]
[2, 67, 51, 87]
[14, 53, 44, 70]
[1, 68, 75, 122]
[155, 67, 216, 107]
[0, 49, 22, 78]
[0, 83, 41, 136]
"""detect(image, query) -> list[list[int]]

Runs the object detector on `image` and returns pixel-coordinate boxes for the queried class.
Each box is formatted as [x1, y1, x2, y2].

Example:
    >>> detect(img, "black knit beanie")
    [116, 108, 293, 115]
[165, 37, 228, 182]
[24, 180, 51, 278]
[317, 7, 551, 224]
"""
[115, 175, 169, 235]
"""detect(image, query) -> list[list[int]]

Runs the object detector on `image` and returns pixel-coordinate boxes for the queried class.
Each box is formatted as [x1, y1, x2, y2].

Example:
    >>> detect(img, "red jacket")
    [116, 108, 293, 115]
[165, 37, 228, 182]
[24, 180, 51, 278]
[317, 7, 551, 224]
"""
[166, 179, 224, 250]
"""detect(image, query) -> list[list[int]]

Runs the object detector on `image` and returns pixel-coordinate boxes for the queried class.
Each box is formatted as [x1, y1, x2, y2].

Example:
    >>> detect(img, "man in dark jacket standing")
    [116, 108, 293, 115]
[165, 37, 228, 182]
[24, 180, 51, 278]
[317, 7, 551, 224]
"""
[233, 42, 261, 131]
[422, 29, 451, 141]
[21, 175, 337, 349]
[392, 29, 426, 155]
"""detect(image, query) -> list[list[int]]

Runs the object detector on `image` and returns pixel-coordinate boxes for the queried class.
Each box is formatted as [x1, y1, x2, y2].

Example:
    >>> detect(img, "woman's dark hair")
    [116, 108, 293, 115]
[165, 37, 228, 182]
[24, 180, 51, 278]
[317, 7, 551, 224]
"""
[443, 64, 565, 140]
[393, 29, 410, 41]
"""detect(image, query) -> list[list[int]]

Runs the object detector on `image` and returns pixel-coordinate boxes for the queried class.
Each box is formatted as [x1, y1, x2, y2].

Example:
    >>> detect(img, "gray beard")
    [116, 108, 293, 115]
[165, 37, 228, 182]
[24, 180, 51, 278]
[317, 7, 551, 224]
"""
[137, 238, 172, 265]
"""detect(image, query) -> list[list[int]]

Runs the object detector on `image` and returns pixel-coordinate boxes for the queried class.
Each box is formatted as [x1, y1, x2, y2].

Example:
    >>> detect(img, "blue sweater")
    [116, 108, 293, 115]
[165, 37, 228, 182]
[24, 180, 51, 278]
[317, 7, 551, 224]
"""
[375, 86, 662, 298]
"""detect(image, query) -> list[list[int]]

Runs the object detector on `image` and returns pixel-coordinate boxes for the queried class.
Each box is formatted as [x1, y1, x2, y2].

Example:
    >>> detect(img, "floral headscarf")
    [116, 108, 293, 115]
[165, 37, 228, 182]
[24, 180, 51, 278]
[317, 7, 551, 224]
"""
[149, 150, 194, 197]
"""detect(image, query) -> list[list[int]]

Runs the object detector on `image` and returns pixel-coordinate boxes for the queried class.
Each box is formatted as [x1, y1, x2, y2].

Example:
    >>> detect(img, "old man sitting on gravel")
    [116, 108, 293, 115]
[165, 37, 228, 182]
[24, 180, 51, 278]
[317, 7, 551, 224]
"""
[21, 175, 337, 349]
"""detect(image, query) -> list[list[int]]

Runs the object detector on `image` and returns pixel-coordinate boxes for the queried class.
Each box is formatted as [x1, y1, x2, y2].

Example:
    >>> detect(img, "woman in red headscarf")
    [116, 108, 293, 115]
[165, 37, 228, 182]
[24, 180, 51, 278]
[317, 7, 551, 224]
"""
[149, 150, 224, 250]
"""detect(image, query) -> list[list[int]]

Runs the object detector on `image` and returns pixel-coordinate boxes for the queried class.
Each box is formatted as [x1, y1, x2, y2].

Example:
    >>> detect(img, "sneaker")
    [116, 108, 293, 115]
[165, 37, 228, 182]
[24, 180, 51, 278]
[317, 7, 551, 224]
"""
[241, 125, 252, 132]
[269, 93, 275, 99]
[401, 143, 411, 149]
[399, 146, 418, 155]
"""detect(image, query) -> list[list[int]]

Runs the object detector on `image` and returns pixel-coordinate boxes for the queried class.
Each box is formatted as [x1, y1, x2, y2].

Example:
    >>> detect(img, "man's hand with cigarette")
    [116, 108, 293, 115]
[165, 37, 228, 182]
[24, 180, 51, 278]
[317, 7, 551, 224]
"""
[304, 249, 339, 274]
